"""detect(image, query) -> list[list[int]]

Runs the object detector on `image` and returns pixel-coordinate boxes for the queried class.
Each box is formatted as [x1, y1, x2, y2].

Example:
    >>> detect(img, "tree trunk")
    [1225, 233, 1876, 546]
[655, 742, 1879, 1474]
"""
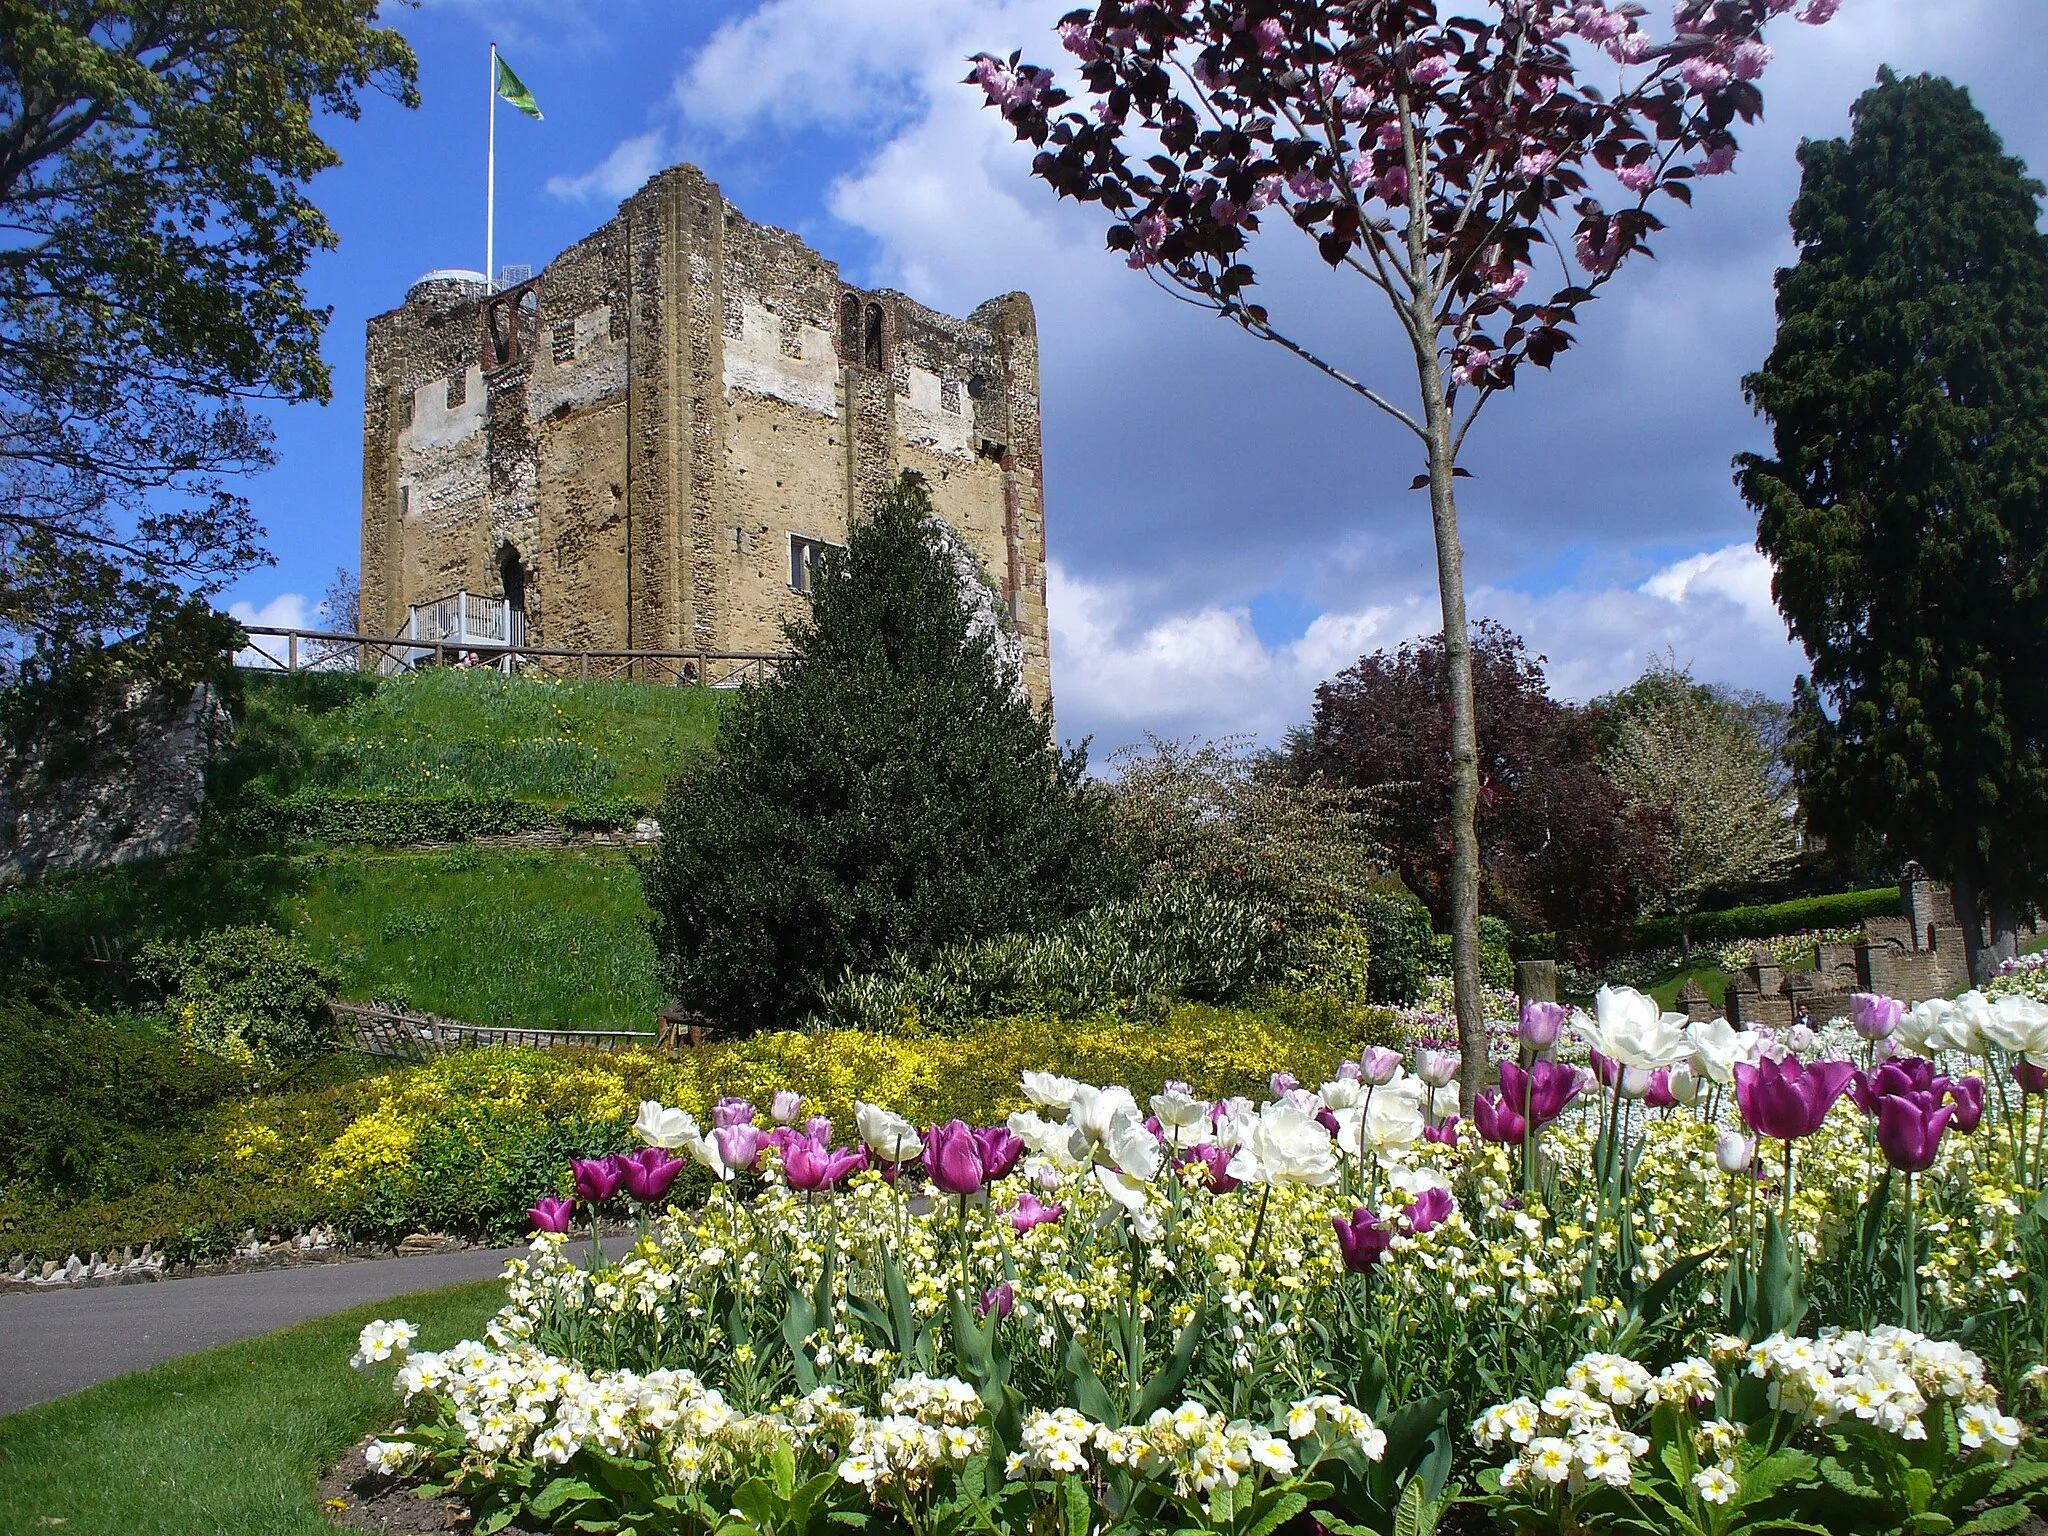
[1988, 898, 2020, 978]
[1952, 867, 1989, 987]
[1416, 363, 1485, 1112]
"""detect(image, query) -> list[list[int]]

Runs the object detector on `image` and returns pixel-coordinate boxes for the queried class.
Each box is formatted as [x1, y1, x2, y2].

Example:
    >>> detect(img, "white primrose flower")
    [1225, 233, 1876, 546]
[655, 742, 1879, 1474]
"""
[1693, 1465, 1738, 1504]
[633, 1100, 697, 1148]
[352, 1318, 418, 1368]
[364, 1439, 417, 1475]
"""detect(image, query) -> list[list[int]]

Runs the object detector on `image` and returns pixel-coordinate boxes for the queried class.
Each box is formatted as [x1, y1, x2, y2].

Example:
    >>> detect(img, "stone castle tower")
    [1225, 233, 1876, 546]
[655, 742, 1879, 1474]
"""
[358, 163, 1051, 703]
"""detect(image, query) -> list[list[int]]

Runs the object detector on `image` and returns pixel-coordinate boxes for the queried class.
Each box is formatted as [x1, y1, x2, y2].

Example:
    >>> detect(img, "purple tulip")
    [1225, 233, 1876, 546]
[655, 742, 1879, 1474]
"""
[973, 1125, 1026, 1182]
[528, 1196, 574, 1233]
[1499, 1059, 1581, 1128]
[1589, 1050, 1620, 1089]
[1948, 1076, 1985, 1135]
[616, 1146, 684, 1204]
[1270, 1072, 1299, 1098]
[1852, 1056, 1945, 1114]
[1849, 992, 1904, 1042]
[1875, 1094, 1956, 1173]
[1315, 1107, 1342, 1136]
[785, 1138, 867, 1191]
[1183, 1141, 1239, 1193]
[1333, 1208, 1393, 1274]
[1011, 1193, 1064, 1232]
[925, 1120, 987, 1196]
[1472, 1090, 1527, 1145]
[1335, 1058, 1365, 1083]
[1360, 1047, 1402, 1086]
[802, 1114, 833, 1144]
[1733, 1056, 1855, 1141]
[1642, 1068, 1677, 1111]
[2016, 1060, 2048, 1096]
[711, 1096, 757, 1129]
[1403, 1185, 1456, 1235]
[1519, 1000, 1569, 1052]
[976, 1282, 1015, 1320]
[1424, 1115, 1461, 1147]
[571, 1155, 624, 1204]
[711, 1123, 764, 1172]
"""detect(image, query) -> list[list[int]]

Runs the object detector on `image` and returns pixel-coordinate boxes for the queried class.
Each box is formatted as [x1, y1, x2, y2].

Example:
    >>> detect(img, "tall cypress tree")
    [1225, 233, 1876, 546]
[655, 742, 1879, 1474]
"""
[1740, 70, 2048, 978]
[643, 473, 1126, 1032]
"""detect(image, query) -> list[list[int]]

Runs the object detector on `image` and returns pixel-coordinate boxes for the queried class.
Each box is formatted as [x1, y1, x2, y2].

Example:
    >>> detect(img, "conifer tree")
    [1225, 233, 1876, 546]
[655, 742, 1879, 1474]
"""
[1741, 70, 2048, 978]
[643, 474, 1126, 1033]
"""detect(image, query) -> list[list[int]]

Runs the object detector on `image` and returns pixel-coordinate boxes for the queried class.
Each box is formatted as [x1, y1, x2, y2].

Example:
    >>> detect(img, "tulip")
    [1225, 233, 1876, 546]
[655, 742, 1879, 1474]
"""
[1423, 1115, 1461, 1147]
[1576, 985, 1693, 1070]
[1360, 1047, 1403, 1086]
[571, 1155, 623, 1204]
[1948, 1076, 1985, 1135]
[1849, 992, 1904, 1042]
[1642, 1068, 1677, 1111]
[1714, 1131, 1755, 1175]
[976, 1281, 1015, 1320]
[1619, 1065, 1654, 1102]
[974, 1125, 1026, 1181]
[770, 1089, 804, 1125]
[710, 1123, 764, 1173]
[1471, 1090, 1527, 1145]
[1335, 1058, 1365, 1083]
[1150, 1088, 1214, 1149]
[1011, 1192, 1065, 1231]
[802, 1115, 833, 1145]
[1415, 1049, 1460, 1089]
[1666, 1063, 1699, 1106]
[1983, 993, 2048, 1062]
[855, 1102, 924, 1162]
[784, 1138, 866, 1192]
[528, 1195, 574, 1233]
[710, 1096, 757, 1129]
[1333, 1207, 1393, 1273]
[1733, 1056, 1855, 1141]
[2016, 1060, 2048, 1095]
[1687, 1018, 1763, 1086]
[1020, 1071, 1081, 1110]
[925, 1120, 988, 1195]
[1182, 1141, 1240, 1193]
[1269, 1072, 1299, 1098]
[1403, 1185, 1456, 1235]
[1226, 1103, 1341, 1187]
[1498, 1059, 1582, 1128]
[1875, 1094, 1955, 1173]
[616, 1146, 684, 1204]
[1519, 1000, 1569, 1053]
[633, 1100, 695, 1149]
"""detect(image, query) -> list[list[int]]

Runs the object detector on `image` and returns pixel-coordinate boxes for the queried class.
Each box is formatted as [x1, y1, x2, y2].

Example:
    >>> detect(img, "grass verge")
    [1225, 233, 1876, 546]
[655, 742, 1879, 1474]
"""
[0, 1279, 504, 1536]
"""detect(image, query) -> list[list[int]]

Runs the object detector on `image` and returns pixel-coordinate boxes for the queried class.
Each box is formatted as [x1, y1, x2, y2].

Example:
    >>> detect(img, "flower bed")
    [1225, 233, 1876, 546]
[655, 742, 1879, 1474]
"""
[351, 985, 2048, 1534]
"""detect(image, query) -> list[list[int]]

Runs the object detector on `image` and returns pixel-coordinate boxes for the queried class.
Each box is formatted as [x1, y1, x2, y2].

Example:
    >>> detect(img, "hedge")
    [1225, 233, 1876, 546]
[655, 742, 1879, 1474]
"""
[1630, 886, 1900, 952]
[218, 791, 555, 847]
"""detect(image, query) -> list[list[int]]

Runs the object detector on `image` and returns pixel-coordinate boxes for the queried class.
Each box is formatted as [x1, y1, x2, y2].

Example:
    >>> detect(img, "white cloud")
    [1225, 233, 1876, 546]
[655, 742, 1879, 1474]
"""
[1050, 543, 1803, 752]
[547, 130, 670, 202]
[228, 593, 317, 670]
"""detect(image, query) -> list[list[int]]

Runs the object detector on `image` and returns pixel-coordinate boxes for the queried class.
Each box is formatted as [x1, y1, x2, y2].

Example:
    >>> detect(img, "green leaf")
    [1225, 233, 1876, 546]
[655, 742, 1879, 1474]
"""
[1244, 1490, 1309, 1536]
[1134, 1295, 1208, 1421]
[1061, 1472, 1092, 1536]
[1951, 1504, 2037, 1536]
[1391, 1478, 1440, 1536]
[530, 1478, 607, 1517]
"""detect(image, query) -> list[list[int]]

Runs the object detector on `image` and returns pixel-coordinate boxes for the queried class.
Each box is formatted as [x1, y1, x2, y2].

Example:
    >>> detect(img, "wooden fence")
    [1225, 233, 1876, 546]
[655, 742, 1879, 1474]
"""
[330, 1000, 659, 1062]
[236, 625, 791, 689]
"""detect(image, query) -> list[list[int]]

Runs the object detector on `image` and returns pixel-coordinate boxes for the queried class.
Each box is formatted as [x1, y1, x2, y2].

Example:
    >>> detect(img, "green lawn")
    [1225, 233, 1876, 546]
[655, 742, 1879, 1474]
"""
[0, 1279, 504, 1536]
[291, 846, 660, 1028]
[1649, 961, 1734, 1014]
[237, 667, 728, 807]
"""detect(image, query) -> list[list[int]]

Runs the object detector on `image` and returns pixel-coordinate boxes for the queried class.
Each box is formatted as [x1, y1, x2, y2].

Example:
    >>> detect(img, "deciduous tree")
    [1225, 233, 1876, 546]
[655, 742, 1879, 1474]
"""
[1740, 70, 2048, 980]
[975, 0, 1834, 1102]
[0, 2, 417, 673]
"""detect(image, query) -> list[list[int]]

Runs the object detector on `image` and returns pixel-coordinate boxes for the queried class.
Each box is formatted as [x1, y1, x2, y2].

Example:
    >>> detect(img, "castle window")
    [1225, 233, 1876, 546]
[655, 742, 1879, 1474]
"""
[840, 294, 861, 361]
[940, 377, 961, 413]
[788, 533, 838, 595]
[863, 302, 887, 371]
[551, 322, 576, 363]
[446, 372, 466, 409]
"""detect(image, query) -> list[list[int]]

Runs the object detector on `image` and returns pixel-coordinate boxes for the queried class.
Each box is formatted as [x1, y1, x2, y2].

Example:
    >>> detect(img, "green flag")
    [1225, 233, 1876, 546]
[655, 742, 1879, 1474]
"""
[494, 52, 543, 119]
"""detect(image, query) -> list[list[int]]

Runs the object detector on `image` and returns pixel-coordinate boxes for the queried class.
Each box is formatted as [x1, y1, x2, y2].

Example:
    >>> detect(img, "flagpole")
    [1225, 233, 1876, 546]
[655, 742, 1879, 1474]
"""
[486, 42, 497, 292]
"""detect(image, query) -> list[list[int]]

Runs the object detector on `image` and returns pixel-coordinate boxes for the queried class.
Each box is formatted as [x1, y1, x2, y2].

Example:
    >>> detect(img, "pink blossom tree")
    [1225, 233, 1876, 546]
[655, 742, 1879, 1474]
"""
[972, 0, 1837, 1104]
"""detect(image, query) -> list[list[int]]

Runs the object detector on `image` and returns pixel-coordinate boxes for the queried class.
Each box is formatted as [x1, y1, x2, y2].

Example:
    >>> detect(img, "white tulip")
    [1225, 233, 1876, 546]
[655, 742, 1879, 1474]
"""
[1386, 1162, 1450, 1198]
[854, 1101, 923, 1162]
[1687, 1018, 1763, 1085]
[1020, 1071, 1082, 1111]
[681, 1129, 733, 1182]
[1984, 993, 2048, 1066]
[1576, 986, 1693, 1070]
[1007, 1110, 1084, 1168]
[1226, 1102, 1341, 1187]
[1715, 1131, 1755, 1175]
[1318, 1077, 1363, 1111]
[1149, 1088, 1215, 1149]
[634, 1100, 697, 1149]
[1667, 1064, 1699, 1106]
[1428, 1081, 1462, 1123]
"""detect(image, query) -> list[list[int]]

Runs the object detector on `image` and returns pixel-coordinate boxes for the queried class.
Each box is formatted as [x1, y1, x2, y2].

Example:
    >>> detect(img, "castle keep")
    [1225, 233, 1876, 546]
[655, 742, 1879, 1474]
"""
[359, 163, 1051, 703]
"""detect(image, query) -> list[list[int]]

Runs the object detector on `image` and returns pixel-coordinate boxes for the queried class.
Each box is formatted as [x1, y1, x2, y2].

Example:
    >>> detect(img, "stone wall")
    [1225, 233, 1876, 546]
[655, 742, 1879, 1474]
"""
[0, 683, 230, 886]
[361, 164, 1052, 706]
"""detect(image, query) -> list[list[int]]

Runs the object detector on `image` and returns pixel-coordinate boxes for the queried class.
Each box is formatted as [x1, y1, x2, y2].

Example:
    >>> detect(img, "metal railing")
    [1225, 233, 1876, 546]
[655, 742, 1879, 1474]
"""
[330, 1001, 658, 1062]
[235, 625, 791, 688]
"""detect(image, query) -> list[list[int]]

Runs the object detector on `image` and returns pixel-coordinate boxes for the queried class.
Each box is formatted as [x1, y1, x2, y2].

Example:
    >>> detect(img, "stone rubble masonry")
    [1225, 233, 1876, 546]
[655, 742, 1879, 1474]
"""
[361, 162, 1053, 708]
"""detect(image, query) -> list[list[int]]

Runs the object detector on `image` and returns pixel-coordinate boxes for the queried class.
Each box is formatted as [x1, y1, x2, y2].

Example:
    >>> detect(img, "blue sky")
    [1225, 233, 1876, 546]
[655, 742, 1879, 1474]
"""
[231, 0, 2048, 751]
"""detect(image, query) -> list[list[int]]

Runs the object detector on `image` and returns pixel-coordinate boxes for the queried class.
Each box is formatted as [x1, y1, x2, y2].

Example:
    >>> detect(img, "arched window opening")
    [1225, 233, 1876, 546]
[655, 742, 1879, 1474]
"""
[839, 294, 862, 361]
[863, 302, 887, 371]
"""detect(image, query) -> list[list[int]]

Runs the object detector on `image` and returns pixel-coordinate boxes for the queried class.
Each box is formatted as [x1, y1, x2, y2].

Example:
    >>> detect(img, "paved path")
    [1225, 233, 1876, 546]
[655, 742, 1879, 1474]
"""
[0, 1245, 556, 1416]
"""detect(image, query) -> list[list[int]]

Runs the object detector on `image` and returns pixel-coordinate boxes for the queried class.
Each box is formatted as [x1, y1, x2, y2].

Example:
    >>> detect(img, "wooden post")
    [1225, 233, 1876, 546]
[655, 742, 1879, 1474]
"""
[1514, 959, 1558, 1006]
[287, 630, 298, 672]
